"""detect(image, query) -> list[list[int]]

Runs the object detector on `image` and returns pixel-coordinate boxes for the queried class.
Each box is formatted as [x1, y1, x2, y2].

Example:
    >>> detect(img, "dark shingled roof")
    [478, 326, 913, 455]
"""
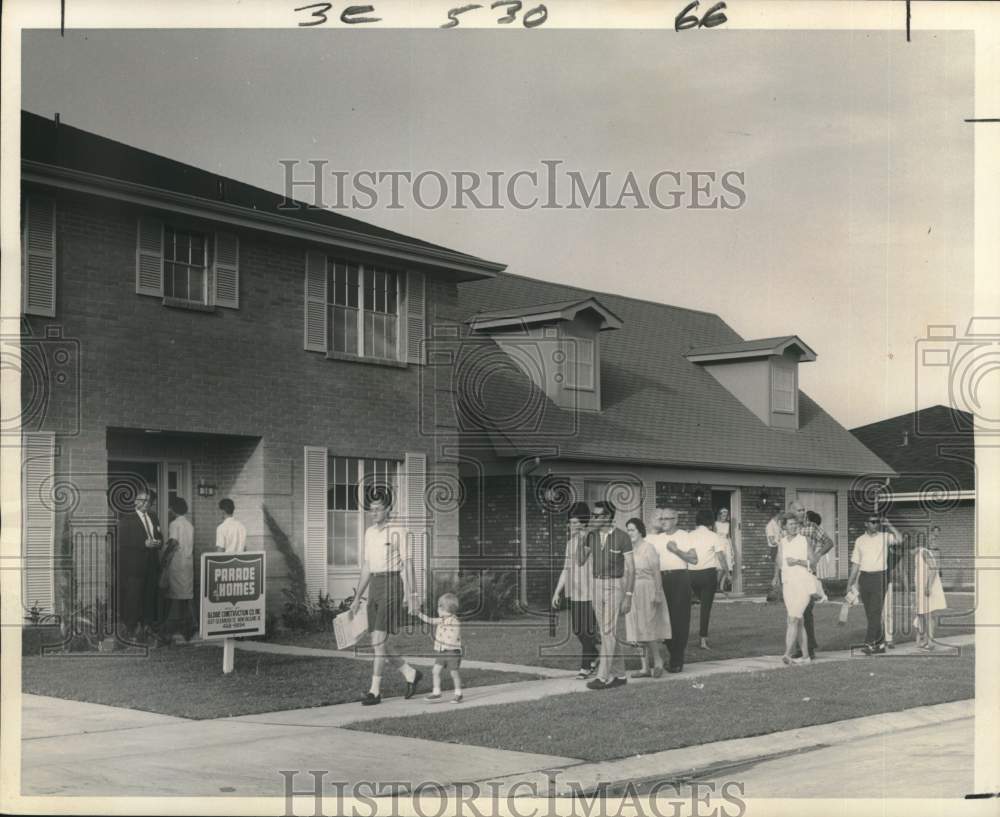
[687, 336, 815, 359]
[454, 273, 896, 477]
[21, 109, 499, 270]
[850, 405, 975, 493]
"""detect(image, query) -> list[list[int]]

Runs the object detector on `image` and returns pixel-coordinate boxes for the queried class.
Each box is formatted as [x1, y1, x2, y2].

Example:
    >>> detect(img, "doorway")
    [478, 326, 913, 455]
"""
[108, 459, 192, 530]
[710, 488, 741, 593]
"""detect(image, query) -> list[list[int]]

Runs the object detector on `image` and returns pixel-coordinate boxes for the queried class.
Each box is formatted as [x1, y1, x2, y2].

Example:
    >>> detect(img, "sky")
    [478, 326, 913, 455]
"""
[20, 27, 975, 429]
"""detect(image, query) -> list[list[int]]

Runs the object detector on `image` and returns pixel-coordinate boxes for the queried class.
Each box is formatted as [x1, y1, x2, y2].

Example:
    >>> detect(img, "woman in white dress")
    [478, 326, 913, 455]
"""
[714, 508, 734, 593]
[779, 513, 820, 665]
[914, 544, 947, 650]
[623, 518, 671, 678]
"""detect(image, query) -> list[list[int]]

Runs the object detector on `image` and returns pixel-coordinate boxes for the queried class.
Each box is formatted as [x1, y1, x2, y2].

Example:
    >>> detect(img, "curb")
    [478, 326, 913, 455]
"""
[474, 698, 974, 796]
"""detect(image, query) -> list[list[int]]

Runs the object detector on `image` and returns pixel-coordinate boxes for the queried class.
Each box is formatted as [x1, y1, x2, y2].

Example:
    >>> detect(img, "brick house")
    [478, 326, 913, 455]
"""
[850, 405, 976, 589]
[443, 273, 896, 605]
[18, 110, 503, 620]
[18, 110, 897, 624]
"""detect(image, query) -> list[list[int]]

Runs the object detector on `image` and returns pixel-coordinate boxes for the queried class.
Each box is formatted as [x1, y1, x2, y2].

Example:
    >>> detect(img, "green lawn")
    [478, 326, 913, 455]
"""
[348, 648, 975, 762]
[273, 593, 975, 670]
[21, 647, 538, 719]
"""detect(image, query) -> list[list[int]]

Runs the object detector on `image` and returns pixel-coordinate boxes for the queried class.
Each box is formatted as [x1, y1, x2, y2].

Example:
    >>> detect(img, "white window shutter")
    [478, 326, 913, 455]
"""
[22, 196, 57, 317]
[136, 216, 164, 296]
[213, 232, 240, 308]
[304, 251, 327, 352]
[404, 452, 428, 602]
[405, 270, 426, 364]
[22, 432, 56, 614]
[303, 446, 329, 601]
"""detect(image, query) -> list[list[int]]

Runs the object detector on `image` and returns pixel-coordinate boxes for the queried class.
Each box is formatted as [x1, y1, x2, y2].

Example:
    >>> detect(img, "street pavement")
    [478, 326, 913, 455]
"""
[17, 634, 976, 799]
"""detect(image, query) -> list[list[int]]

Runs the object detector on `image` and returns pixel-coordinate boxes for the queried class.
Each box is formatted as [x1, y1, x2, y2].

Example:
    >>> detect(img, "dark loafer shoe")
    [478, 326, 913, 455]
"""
[586, 678, 610, 690]
[608, 676, 627, 688]
[361, 692, 381, 706]
[667, 666, 683, 674]
[404, 669, 423, 699]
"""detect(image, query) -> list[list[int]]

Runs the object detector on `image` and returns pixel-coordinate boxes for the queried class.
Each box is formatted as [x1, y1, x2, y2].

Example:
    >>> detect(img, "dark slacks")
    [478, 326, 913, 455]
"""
[569, 599, 599, 670]
[688, 568, 718, 638]
[661, 570, 691, 670]
[802, 599, 818, 652]
[859, 570, 887, 645]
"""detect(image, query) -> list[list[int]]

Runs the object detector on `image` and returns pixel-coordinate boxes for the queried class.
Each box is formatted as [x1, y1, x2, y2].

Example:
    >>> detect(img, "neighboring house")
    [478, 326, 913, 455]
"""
[850, 405, 976, 589]
[444, 273, 896, 604]
[18, 110, 503, 617]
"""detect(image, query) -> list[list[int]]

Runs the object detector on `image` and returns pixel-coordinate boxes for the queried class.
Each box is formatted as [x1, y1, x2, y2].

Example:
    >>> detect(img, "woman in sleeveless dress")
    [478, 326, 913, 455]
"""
[623, 518, 672, 678]
[780, 513, 820, 665]
[914, 544, 947, 650]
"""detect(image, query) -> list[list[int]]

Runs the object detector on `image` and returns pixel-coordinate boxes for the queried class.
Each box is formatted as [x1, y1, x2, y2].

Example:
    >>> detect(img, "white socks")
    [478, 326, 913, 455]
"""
[370, 675, 382, 696]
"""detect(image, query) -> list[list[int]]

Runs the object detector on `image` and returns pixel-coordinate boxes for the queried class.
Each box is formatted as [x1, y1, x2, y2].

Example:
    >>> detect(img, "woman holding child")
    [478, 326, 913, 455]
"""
[779, 512, 823, 666]
[623, 517, 671, 678]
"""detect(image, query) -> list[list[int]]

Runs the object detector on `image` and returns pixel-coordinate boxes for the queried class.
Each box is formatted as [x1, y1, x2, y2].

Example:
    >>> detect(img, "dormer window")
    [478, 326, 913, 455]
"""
[687, 335, 817, 430]
[771, 365, 795, 413]
[467, 296, 622, 412]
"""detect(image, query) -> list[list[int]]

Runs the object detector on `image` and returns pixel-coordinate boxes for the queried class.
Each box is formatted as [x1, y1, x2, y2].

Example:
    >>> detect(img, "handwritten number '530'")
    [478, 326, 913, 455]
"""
[675, 1, 727, 30]
[443, 3, 548, 28]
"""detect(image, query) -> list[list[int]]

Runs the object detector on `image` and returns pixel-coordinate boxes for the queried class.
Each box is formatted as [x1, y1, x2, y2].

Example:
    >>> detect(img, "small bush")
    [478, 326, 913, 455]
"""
[455, 570, 521, 621]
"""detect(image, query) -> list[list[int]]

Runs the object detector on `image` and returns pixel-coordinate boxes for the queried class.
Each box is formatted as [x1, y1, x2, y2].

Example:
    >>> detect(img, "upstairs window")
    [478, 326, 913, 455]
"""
[163, 227, 209, 304]
[772, 366, 795, 413]
[328, 261, 399, 360]
[562, 336, 595, 390]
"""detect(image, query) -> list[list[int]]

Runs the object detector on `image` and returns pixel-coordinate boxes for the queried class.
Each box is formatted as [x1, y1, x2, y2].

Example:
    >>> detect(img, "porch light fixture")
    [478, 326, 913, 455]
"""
[197, 479, 217, 498]
[757, 487, 771, 510]
[690, 484, 707, 507]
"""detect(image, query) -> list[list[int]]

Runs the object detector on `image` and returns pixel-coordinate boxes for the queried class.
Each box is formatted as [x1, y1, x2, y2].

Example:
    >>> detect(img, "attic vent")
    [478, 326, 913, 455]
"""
[217, 179, 226, 200]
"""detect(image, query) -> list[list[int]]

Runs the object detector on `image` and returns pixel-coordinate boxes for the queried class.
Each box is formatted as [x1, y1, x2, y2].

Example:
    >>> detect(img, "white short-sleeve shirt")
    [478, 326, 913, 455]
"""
[363, 522, 408, 573]
[851, 532, 895, 572]
[216, 516, 247, 553]
[687, 526, 723, 571]
[649, 530, 690, 571]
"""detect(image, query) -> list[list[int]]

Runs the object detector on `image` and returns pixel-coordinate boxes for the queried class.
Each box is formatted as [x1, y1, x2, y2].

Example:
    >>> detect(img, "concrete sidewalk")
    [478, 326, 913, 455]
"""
[20, 634, 975, 797]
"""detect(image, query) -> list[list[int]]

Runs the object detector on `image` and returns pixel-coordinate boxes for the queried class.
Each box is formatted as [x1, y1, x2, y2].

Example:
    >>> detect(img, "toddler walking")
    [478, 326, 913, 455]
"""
[416, 592, 464, 703]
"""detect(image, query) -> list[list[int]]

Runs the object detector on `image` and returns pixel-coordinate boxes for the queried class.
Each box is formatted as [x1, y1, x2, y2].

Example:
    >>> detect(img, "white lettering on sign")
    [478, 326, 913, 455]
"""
[212, 566, 257, 582]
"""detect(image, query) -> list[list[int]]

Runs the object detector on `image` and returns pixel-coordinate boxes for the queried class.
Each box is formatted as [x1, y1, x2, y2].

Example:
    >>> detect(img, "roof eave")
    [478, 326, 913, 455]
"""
[466, 298, 624, 332]
[23, 160, 506, 281]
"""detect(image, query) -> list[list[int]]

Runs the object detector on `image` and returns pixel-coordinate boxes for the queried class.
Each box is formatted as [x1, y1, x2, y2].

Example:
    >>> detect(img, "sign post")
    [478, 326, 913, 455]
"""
[200, 551, 266, 674]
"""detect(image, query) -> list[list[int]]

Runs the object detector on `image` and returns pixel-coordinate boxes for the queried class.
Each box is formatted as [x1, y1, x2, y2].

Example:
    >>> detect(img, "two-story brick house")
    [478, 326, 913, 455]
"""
[18, 110, 503, 619]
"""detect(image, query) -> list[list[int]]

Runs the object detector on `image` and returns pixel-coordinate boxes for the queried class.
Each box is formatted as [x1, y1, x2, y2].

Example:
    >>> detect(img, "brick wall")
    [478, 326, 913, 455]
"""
[848, 493, 975, 589]
[25, 189, 460, 604]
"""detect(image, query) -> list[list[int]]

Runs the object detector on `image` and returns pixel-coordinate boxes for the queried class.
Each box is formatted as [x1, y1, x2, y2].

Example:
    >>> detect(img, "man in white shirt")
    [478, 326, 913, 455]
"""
[848, 514, 901, 654]
[648, 507, 697, 673]
[215, 498, 247, 554]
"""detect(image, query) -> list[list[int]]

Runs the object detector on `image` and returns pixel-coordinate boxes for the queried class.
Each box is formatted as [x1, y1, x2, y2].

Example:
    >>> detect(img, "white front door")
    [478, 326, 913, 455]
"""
[796, 490, 839, 578]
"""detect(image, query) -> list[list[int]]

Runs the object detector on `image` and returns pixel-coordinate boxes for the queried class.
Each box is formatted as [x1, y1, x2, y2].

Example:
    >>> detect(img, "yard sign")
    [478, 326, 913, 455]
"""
[200, 551, 266, 673]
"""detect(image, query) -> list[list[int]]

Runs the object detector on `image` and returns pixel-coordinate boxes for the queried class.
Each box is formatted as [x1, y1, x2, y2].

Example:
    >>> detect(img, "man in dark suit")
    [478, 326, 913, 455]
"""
[116, 488, 163, 642]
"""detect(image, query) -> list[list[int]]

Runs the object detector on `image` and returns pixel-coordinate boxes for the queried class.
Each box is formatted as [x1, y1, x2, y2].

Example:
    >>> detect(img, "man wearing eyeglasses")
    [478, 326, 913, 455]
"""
[847, 514, 901, 654]
[579, 500, 635, 690]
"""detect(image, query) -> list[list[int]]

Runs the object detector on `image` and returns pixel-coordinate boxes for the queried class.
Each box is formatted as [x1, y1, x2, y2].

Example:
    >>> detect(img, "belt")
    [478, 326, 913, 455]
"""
[662, 568, 688, 573]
